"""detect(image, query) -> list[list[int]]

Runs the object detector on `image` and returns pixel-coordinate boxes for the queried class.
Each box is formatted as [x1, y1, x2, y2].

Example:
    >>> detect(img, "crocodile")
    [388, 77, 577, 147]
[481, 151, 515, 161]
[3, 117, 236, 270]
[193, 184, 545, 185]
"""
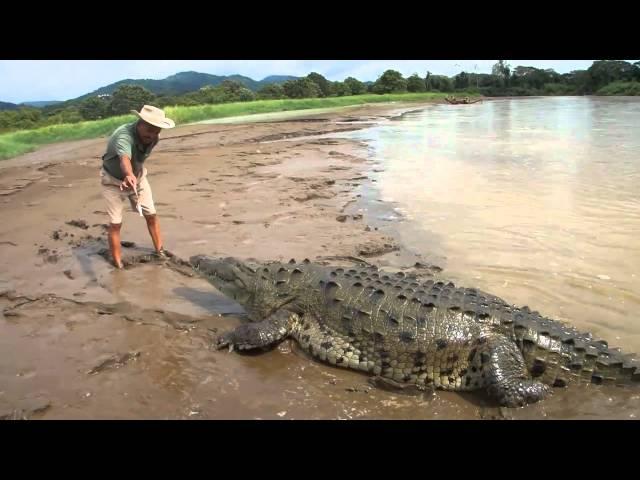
[189, 255, 640, 407]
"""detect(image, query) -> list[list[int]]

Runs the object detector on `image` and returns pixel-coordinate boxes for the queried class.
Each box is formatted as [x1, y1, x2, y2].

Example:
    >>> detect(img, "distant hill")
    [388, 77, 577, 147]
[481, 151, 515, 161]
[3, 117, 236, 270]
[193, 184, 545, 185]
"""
[3, 72, 302, 113]
[0, 100, 63, 110]
[260, 75, 299, 84]
[0, 101, 19, 111]
[75, 71, 301, 100]
[21, 100, 63, 108]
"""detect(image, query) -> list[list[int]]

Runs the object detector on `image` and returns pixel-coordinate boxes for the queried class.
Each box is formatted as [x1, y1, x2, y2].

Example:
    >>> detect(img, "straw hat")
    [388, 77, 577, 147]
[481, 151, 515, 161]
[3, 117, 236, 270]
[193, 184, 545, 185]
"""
[131, 105, 175, 129]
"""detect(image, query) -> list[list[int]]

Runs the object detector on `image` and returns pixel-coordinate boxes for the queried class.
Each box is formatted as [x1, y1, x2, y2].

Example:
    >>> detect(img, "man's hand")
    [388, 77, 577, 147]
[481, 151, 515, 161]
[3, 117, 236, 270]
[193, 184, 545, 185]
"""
[120, 174, 138, 195]
[118, 156, 137, 194]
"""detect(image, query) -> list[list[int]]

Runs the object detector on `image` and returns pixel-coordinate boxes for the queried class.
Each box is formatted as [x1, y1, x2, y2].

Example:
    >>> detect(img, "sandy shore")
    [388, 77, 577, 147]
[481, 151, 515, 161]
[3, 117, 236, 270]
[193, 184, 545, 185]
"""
[1, 102, 462, 420]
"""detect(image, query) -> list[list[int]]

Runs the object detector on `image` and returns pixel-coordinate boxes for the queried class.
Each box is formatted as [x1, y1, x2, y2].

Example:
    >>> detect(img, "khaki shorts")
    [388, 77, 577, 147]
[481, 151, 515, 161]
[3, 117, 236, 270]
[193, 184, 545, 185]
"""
[100, 168, 157, 224]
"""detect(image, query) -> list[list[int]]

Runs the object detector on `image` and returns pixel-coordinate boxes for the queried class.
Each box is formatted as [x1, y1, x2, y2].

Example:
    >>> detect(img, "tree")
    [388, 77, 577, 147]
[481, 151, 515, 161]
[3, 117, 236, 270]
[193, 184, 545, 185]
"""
[188, 85, 221, 104]
[216, 80, 255, 102]
[492, 60, 511, 77]
[332, 81, 352, 97]
[282, 78, 322, 98]
[79, 96, 110, 120]
[407, 73, 426, 92]
[0, 107, 42, 130]
[155, 95, 182, 107]
[492, 60, 511, 86]
[257, 83, 285, 99]
[511, 66, 555, 90]
[43, 107, 83, 125]
[424, 71, 432, 90]
[513, 66, 537, 78]
[587, 60, 637, 92]
[454, 72, 470, 89]
[466, 73, 496, 88]
[344, 77, 367, 95]
[372, 70, 407, 94]
[110, 85, 156, 115]
[306, 72, 333, 97]
[429, 75, 453, 92]
[562, 70, 590, 94]
[188, 80, 255, 104]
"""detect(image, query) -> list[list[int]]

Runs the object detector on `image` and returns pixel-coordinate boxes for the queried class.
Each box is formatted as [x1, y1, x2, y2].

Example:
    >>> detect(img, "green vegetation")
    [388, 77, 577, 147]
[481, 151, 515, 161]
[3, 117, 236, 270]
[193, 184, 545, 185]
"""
[0, 92, 469, 161]
[2, 60, 639, 161]
[0, 115, 135, 160]
[597, 81, 640, 96]
[461, 60, 640, 97]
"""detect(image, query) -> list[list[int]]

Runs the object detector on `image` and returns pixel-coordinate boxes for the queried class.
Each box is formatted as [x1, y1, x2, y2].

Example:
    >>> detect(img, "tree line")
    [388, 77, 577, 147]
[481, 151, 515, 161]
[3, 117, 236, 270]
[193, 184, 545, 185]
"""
[2, 60, 639, 133]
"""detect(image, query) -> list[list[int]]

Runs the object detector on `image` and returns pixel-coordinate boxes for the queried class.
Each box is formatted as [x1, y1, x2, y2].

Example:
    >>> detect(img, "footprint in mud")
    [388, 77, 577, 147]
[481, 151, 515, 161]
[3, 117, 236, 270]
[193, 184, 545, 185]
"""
[357, 239, 401, 258]
[52, 230, 69, 240]
[293, 192, 335, 202]
[66, 219, 89, 230]
[0, 399, 51, 420]
[94, 248, 195, 277]
[413, 262, 443, 273]
[37, 247, 61, 264]
[86, 351, 141, 375]
[336, 214, 363, 223]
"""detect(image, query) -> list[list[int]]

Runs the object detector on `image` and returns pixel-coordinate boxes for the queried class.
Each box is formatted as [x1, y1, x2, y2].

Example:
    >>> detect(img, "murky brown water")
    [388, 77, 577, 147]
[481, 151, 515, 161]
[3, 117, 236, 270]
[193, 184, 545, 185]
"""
[341, 97, 640, 418]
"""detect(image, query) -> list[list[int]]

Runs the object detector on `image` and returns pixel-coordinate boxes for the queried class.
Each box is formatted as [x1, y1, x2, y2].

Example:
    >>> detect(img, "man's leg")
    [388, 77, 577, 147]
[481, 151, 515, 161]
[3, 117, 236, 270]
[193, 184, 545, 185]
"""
[108, 223, 124, 268]
[135, 174, 163, 254]
[144, 214, 163, 253]
[101, 171, 126, 268]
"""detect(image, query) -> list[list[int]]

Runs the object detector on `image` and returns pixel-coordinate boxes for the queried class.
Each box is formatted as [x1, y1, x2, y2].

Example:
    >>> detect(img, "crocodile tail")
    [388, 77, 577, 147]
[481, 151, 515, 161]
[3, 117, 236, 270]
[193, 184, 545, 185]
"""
[496, 305, 640, 387]
[527, 333, 640, 387]
[580, 347, 640, 386]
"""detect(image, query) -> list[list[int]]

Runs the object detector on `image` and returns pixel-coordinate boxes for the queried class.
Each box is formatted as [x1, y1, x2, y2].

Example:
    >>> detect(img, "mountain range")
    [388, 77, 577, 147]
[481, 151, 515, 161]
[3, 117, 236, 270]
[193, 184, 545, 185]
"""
[1, 71, 300, 110]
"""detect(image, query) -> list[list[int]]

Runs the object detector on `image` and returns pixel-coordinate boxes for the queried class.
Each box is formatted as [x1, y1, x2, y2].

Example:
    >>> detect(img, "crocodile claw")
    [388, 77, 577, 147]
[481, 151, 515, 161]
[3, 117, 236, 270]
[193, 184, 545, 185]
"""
[214, 332, 234, 351]
[215, 331, 251, 352]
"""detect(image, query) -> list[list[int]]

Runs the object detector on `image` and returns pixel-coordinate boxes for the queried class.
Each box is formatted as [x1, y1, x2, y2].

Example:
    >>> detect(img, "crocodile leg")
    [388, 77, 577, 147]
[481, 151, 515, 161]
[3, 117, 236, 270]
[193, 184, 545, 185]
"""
[471, 334, 552, 407]
[215, 310, 300, 351]
[291, 315, 374, 372]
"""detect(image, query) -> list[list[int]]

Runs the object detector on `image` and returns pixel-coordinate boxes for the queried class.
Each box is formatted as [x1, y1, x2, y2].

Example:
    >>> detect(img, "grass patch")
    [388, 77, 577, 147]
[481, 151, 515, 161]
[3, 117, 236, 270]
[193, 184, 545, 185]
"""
[0, 115, 134, 161]
[0, 92, 472, 161]
[597, 81, 640, 96]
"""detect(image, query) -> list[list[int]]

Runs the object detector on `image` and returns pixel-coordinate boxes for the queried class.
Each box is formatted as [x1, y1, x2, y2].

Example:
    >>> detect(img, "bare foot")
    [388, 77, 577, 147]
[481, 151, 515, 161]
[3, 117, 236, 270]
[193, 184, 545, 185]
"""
[154, 248, 168, 259]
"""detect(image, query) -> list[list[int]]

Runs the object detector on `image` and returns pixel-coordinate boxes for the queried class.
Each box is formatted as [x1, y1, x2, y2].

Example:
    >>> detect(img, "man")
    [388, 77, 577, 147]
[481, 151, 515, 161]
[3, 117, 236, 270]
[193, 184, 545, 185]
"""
[100, 104, 175, 268]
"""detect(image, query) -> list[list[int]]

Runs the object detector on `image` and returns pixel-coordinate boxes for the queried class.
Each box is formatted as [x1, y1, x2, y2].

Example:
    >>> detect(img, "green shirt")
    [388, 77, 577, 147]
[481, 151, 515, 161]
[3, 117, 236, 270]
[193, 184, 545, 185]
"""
[102, 121, 158, 180]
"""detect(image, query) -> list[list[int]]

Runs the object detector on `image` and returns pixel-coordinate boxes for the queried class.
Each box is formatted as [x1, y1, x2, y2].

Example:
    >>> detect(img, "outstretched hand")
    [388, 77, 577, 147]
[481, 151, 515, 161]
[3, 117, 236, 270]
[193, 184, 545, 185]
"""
[120, 174, 138, 195]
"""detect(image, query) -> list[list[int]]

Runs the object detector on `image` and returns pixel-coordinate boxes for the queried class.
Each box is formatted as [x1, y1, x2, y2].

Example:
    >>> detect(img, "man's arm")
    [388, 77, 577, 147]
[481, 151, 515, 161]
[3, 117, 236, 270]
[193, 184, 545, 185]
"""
[119, 155, 138, 193]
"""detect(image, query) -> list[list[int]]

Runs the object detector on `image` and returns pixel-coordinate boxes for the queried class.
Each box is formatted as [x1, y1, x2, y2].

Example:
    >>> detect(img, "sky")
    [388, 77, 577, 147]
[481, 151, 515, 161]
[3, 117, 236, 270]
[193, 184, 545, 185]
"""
[0, 60, 616, 104]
